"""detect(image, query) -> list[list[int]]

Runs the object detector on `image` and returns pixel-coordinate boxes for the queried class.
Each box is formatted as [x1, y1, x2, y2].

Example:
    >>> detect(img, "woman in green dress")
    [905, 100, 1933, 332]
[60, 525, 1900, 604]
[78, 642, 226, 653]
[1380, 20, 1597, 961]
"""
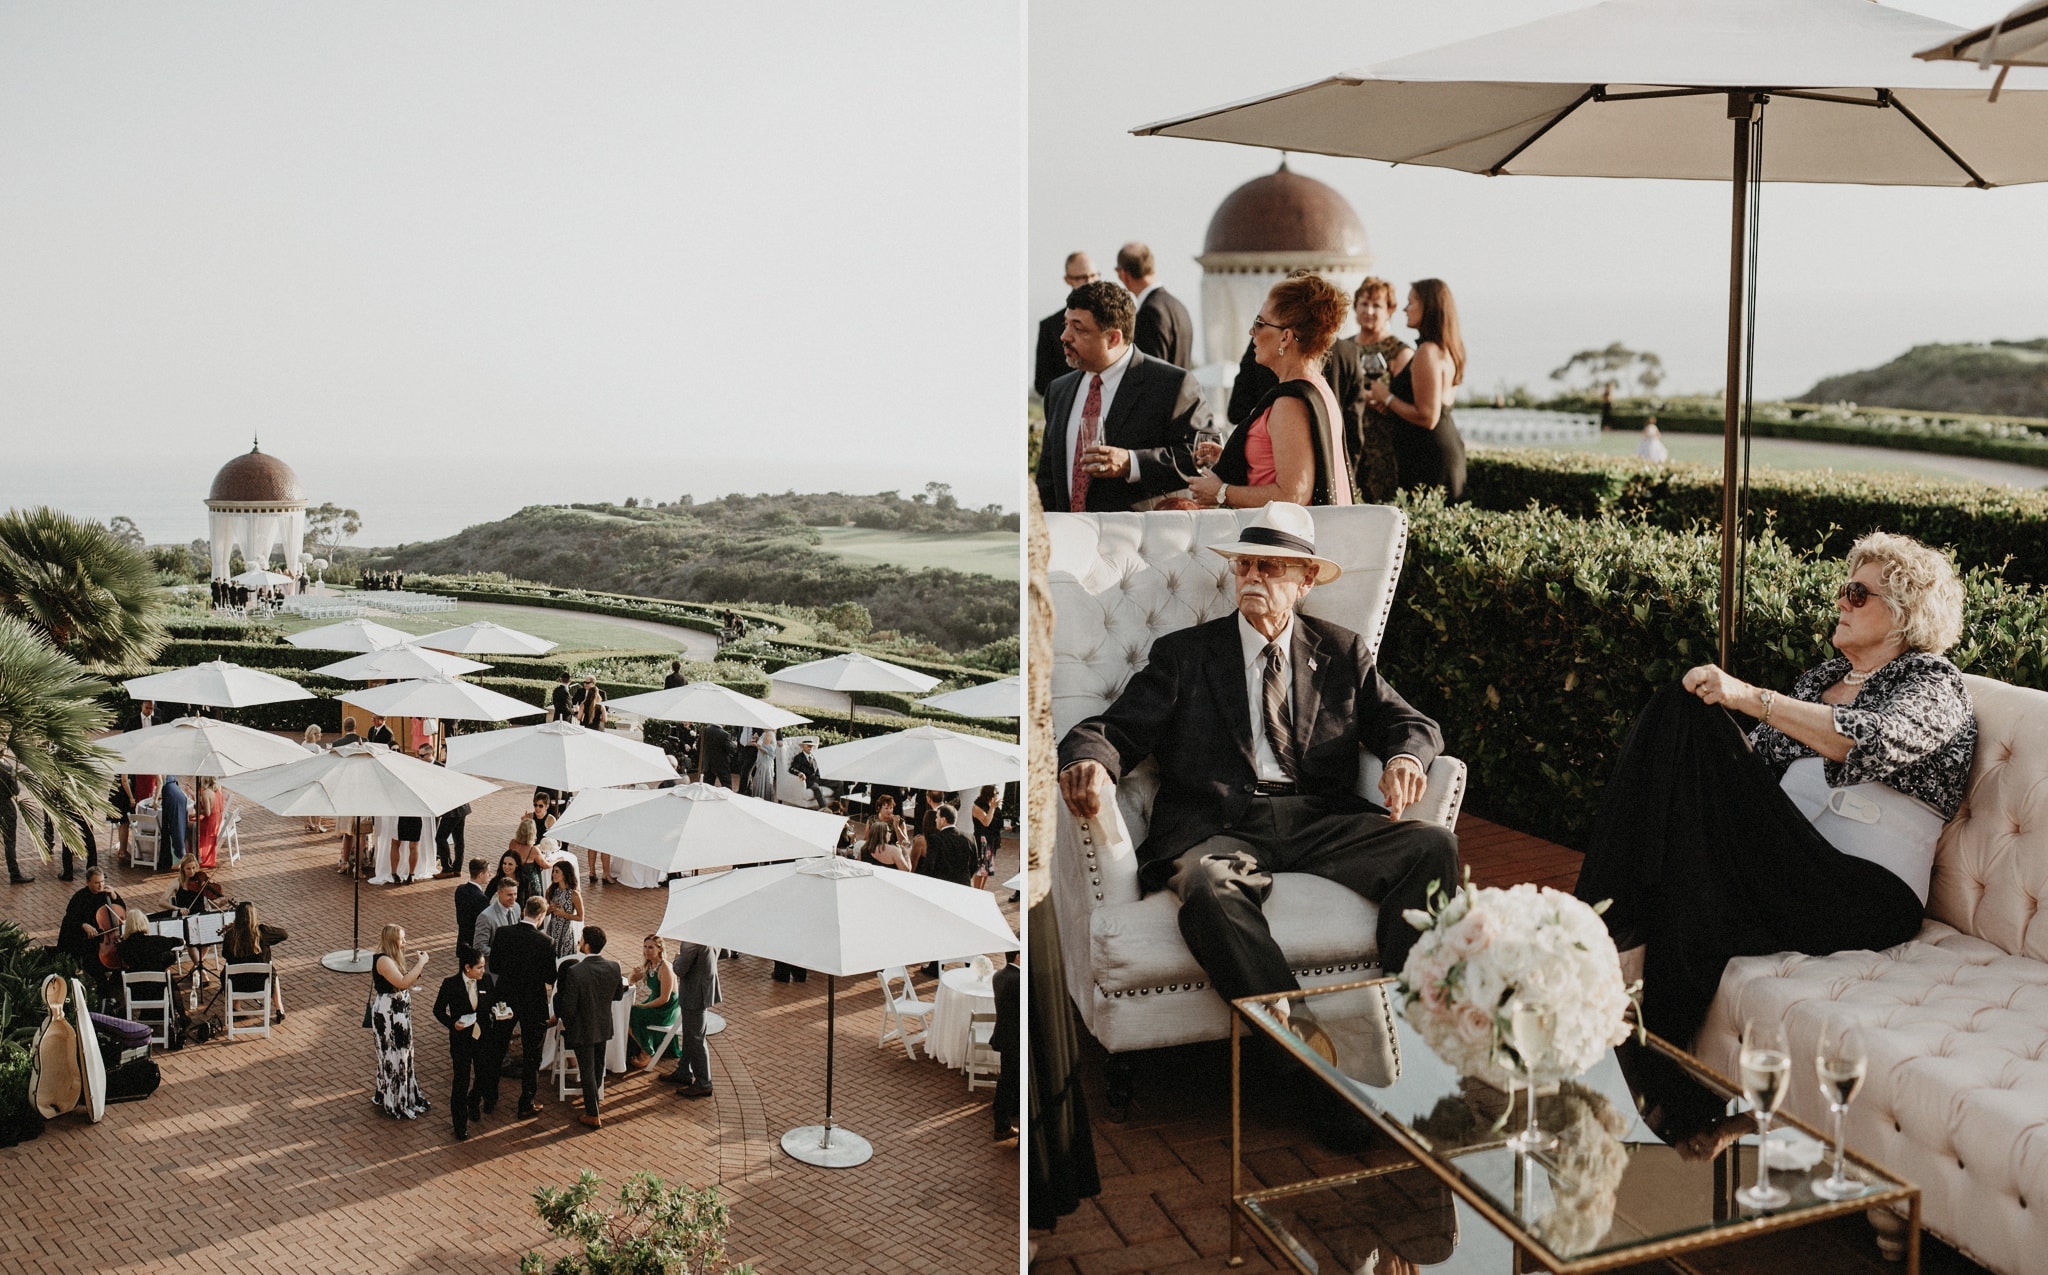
[627, 934, 681, 1069]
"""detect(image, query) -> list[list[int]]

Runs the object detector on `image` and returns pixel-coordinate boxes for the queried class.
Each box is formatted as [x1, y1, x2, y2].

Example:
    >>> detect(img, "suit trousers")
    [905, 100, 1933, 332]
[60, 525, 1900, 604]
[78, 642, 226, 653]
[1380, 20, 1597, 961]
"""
[449, 1034, 494, 1131]
[573, 1042, 606, 1115]
[435, 813, 466, 873]
[675, 1005, 711, 1088]
[994, 1041, 1019, 1139]
[512, 1009, 548, 1107]
[1169, 794, 1459, 1005]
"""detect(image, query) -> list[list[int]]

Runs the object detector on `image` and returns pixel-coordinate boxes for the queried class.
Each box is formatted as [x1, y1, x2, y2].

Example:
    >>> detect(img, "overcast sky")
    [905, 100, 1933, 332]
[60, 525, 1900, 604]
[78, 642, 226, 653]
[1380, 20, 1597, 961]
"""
[1031, 0, 2048, 402]
[0, 3, 1024, 527]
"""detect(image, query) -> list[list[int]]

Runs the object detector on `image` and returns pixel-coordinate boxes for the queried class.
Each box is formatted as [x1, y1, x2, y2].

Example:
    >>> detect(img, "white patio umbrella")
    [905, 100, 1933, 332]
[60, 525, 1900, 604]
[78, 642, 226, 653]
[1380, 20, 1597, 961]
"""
[284, 618, 417, 653]
[771, 652, 940, 722]
[230, 568, 295, 589]
[411, 619, 558, 656]
[1134, 0, 2048, 666]
[225, 742, 498, 970]
[313, 645, 491, 681]
[342, 675, 544, 723]
[1918, 1, 2048, 84]
[125, 661, 315, 709]
[444, 719, 676, 790]
[606, 682, 811, 730]
[551, 782, 841, 874]
[658, 857, 1018, 1167]
[917, 676, 1022, 719]
[104, 717, 311, 777]
[810, 724, 1022, 791]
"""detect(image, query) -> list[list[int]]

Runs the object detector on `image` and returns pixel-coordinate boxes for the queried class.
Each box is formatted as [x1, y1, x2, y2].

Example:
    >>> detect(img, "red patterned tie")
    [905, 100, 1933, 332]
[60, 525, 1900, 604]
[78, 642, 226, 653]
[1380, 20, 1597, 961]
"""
[1069, 374, 1104, 512]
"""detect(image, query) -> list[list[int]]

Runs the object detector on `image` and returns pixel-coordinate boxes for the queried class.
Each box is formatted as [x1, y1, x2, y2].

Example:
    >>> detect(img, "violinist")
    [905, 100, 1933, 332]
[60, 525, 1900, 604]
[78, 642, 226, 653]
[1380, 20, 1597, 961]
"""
[57, 867, 127, 996]
[169, 856, 229, 915]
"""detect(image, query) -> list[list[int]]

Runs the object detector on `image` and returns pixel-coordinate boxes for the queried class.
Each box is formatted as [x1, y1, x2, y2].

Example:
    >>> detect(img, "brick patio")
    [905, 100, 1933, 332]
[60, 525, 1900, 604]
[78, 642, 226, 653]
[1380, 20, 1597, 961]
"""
[1, 779, 1019, 1274]
[1029, 813, 1988, 1275]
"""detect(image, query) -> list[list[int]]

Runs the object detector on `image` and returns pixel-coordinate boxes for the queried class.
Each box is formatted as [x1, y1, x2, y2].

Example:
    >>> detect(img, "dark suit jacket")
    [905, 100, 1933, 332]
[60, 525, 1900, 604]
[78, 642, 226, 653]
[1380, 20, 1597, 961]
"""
[454, 882, 488, 952]
[699, 724, 734, 775]
[554, 954, 626, 1047]
[487, 921, 557, 1018]
[1135, 287, 1195, 369]
[991, 961, 1020, 1055]
[671, 942, 717, 1015]
[1229, 337, 1370, 475]
[917, 826, 979, 887]
[1034, 350, 1210, 514]
[432, 971, 500, 1055]
[1059, 611, 1442, 895]
[1033, 309, 1069, 399]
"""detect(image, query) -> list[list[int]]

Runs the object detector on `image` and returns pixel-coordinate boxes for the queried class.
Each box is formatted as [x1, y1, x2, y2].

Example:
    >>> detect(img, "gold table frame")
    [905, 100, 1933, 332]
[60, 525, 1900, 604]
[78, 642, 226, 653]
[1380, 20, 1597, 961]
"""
[1228, 977, 1920, 1274]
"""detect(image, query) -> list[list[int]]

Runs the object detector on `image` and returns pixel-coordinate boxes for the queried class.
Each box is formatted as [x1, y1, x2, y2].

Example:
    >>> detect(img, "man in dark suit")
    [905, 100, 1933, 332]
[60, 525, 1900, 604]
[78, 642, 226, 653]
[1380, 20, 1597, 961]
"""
[366, 715, 395, 748]
[453, 858, 490, 952]
[157, 774, 189, 871]
[432, 945, 504, 1139]
[554, 925, 627, 1129]
[787, 739, 830, 809]
[662, 660, 688, 689]
[991, 959, 1020, 1144]
[550, 673, 573, 722]
[698, 723, 735, 789]
[664, 939, 718, 1099]
[917, 806, 978, 887]
[1116, 242, 1195, 369]
[1058, 502, 1458, 1003]
[487, 895, 559, 1118]
[1034, 280, 1209, 515]
[1034, 251, 1098, 399]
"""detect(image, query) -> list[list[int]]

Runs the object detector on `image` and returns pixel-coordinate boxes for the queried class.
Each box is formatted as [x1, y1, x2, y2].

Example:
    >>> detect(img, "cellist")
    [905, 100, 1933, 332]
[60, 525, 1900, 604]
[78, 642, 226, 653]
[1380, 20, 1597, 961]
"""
[57, 866, 127, 997]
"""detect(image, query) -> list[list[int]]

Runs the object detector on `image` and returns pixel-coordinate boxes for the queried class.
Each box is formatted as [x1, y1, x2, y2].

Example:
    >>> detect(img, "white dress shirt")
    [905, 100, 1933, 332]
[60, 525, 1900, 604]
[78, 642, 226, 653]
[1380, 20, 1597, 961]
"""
[1064, 343, 1136, 488]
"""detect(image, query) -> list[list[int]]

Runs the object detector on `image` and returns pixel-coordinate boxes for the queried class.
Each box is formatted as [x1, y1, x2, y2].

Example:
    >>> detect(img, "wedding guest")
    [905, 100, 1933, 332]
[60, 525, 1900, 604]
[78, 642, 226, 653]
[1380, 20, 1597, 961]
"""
[992, 958, 1020, 1144]
[576, 676, 606, 730]
[507, 819, 547, 901]
[471, 877, 521, 957]
[366, 715, 395, 748]
[157, 774, 189, 871]
[627, 935, 680, 1070]
[369, 924, 432, 1120]
[434, 755, 470, 879]
[454, 858, 491, 950]
[489, 896, 560, 1118]
[544, 860, 585, 958]
[192, 775, 228, 871]
[971, 785, 1002, 890]
[553, 926, 627, 1129]
[301, 725, 331, 833]
[223, 901, 287, 1023]
[431, 945, 501, 1140]
[1349, 277, 1411, 503]
[1365, 278, 1468, 502]
[788, 739, 831, 808]
[664, 939, 717, 1099]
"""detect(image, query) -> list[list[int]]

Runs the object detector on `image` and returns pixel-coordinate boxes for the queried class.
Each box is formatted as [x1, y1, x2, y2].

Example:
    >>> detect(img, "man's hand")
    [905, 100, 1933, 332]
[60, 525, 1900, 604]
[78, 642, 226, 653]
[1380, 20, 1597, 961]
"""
[1059, 760, 1110, 820]
[1080, 443, 1130, 480]
[1379, 755, 1426, 819]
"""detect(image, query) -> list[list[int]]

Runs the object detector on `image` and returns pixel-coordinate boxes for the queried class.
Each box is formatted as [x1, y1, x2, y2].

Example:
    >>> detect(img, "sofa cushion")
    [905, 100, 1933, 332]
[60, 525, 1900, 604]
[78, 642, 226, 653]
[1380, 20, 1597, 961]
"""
[1089, 872, 1380, 995]
[1928, 676, 2048, 961]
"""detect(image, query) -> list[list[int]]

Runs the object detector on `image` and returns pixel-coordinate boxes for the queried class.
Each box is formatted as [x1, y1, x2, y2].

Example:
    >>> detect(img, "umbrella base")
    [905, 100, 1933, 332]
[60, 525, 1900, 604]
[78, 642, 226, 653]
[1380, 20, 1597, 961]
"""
[704, 1010, 727, 1037]
[321, 948, 376, 974]
[781, 1124, 872, 1168]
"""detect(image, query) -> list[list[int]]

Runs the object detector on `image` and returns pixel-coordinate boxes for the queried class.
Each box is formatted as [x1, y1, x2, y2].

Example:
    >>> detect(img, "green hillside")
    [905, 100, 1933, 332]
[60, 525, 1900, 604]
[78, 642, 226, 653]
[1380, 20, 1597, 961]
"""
[1804, 339, 2048, 418]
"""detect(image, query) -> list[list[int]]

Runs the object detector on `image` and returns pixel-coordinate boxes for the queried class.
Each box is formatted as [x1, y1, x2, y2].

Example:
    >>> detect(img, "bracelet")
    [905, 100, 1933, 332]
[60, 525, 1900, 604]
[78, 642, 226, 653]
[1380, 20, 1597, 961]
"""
[1759, 689, 1774, 725]
[1215, 483, 1229, 508]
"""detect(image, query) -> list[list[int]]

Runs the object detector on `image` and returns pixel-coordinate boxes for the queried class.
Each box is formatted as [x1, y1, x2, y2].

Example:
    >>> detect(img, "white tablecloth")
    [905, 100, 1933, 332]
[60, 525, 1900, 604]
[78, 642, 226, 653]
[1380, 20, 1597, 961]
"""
[368, 814, 438, 884]
[928, 967, 995, 1069]
[609, 857, 667, 889]
[537, 970, 635, 1075]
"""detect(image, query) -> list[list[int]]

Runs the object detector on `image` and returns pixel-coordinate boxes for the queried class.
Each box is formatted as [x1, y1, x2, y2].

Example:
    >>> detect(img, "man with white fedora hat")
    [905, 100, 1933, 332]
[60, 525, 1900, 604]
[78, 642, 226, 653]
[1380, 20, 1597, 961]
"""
[1058, 502, 1458, 1003]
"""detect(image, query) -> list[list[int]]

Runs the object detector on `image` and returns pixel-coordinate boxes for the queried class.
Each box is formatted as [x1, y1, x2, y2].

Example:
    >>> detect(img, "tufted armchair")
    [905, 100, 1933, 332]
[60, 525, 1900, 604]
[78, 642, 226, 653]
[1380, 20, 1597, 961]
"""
[1047, 505, 1465, 1112]
[1697, 674, 2048, 1275]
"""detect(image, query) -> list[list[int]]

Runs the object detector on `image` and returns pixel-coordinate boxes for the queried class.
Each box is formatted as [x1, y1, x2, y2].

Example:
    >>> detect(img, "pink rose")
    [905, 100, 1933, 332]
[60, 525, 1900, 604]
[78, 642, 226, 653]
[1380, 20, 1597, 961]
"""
[1446, 909, 1500, 958]
[1455, 1004, 1494, 1046]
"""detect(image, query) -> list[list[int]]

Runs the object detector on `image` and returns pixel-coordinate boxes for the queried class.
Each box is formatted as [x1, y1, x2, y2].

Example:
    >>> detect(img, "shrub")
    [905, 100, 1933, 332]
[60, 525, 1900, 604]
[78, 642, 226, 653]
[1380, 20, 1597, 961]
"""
[519, 1170, 754, 1275]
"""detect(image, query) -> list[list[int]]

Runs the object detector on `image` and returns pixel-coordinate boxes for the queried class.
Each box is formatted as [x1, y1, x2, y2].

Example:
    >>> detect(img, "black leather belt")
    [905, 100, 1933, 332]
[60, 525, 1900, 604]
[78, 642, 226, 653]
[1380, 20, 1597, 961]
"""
[1251, 781, 1297, 796]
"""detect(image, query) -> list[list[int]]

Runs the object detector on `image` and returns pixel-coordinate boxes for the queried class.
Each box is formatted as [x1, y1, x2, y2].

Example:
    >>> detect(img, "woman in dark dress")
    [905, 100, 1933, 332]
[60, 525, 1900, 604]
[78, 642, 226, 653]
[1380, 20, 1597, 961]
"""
[1367, 278, 1467, 503]
[1350, 276, 1410, 504]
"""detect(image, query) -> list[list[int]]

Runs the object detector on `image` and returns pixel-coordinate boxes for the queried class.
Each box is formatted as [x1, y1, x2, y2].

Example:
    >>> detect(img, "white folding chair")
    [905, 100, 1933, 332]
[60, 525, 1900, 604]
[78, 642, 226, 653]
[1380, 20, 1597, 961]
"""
[876, 966, 936, 1060]
[223, 963, 273, 1040]
[965, 1011, 1000, 1092]
[221, 810, 243, 866]
[122, 971, 175, 1048]
[642, 1019, 684, 1073]
[937, 956, 975, 974]
[552, 1025, 585, 1100]
[130, 809, 160, 869]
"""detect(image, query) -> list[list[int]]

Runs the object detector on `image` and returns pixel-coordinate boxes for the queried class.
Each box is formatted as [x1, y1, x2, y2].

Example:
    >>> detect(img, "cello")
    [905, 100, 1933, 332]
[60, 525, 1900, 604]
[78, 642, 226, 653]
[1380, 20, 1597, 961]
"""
[96, 897, 129, 972]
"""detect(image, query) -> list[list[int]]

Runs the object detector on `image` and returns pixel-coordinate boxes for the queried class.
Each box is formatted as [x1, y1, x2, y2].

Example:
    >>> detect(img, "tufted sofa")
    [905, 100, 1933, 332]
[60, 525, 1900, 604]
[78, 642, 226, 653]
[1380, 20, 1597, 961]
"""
[1047, 505, 1466, 1107]
[1697, 674, 2048, 1274]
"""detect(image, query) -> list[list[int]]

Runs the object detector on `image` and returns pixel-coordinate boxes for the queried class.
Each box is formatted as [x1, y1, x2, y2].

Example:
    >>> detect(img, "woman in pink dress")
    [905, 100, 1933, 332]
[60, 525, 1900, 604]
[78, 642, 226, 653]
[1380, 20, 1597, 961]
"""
[193, 775, 226, 871]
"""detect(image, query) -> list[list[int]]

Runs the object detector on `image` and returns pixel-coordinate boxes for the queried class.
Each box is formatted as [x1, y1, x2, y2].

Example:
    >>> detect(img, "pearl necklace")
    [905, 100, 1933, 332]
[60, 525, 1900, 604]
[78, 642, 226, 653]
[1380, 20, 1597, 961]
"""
[1841, 666, 1875, 686]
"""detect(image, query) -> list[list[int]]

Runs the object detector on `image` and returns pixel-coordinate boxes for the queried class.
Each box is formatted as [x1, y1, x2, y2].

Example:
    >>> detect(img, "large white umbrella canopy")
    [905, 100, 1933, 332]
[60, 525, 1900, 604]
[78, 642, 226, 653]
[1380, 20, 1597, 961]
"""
[445, 719, 676, 789]
[103, 717, 313, 777]
[230, 568, 295, 589]
[410, 619, 558, 656]
[769, 652, 942, 694]
[810, 724, 1022, 790]
[606, 682, 811, 730]
[125, 661, 315, 709]
[314, 646, 491, 681]
[1918, 0, 2048, 72]
[284, 618, 418, 653]
[551, 782, 842, 874]
[342, 675, 544, 723]
[1133, 0, 2048, 667]
[917, 676, 1022, 719]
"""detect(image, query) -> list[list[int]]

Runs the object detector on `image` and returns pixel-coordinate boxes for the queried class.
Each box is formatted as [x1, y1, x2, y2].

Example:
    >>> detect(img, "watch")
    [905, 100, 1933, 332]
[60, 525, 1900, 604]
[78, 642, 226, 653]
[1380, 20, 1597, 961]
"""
[1214, 483, 1229, 508]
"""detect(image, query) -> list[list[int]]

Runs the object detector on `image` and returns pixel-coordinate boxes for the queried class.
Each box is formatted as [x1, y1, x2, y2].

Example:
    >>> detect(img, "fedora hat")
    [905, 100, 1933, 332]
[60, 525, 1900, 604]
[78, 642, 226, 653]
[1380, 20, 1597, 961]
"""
[1208, 502, 1342, 582]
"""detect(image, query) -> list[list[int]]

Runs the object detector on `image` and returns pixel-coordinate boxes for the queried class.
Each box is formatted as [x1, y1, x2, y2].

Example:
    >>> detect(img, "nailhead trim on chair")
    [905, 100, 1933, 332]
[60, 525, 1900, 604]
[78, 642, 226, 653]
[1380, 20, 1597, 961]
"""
[1097, 960, 1375, 998]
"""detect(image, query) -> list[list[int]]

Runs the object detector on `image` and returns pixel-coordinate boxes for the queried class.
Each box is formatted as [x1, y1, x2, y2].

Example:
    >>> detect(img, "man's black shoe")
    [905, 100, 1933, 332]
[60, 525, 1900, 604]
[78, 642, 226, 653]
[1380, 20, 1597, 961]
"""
[58, 872, 74, 882]
[517, 1103, 539, 1119]
[8, 875, 32, 885]
[662, 1069, 692, 1084]
[674, 1083, 713, 1099]
[468, 1098, 482, 1122]
[482, 1097, 497, 1114]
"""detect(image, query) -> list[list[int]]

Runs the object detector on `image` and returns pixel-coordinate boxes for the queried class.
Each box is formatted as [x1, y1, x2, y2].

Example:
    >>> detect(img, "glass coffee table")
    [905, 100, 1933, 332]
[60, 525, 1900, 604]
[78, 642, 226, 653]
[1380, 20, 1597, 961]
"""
[1229, 978, 1920, 1273]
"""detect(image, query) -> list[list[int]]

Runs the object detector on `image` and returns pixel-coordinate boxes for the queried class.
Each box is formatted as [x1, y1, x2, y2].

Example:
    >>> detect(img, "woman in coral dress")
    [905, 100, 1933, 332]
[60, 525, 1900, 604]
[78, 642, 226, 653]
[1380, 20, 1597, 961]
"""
[193, 775, 226, 871]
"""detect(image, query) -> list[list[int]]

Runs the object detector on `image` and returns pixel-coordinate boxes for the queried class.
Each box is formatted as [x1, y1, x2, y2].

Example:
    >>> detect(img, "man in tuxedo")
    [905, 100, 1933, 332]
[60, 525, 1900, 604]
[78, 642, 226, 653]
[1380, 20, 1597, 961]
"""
[917, 805, 977, 887]
[787, 739, 830, 809]
[664, 939, 718, 1099]
[1034, 251, 1097, 399]
[366, 715, 395, 748]
[454, 858, 490, 950]
[472, 877, 521, 957]
[554, 926, 627, 1129]
[1058, 502, 1458, 1003]
[991, 958, 1020, 1144]
[487, 895, 559, 1117]
[698, 723, 735, 790]
[550, 673, 573, 723]
[432, 946, 504, 1139]
[1116, 242, 1195, 370]
[1034, 280, 1209, 515]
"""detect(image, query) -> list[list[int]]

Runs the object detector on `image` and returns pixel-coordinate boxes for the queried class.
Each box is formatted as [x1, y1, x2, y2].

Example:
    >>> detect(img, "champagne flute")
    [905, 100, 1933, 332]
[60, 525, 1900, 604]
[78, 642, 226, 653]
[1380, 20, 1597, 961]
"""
[1502, 1001, 1558, 1154]
[1736, 1018, 1793, 1210]
[1179, 425, 1224, 486]
[1813, 1021, 1869, 1200]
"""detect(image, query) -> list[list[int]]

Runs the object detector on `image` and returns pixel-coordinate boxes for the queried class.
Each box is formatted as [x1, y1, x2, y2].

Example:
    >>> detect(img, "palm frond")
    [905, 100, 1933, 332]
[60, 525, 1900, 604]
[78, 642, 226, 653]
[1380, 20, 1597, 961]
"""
[0, 613, 115, 860]
[0, 506, 169, 669]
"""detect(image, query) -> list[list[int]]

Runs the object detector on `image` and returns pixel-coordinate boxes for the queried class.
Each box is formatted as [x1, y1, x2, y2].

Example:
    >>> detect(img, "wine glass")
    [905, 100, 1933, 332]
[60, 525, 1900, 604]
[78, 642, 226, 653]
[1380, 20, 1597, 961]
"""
[1813, 1021, 1869, 1200]
[1177, 426, 1224, 485]
[1361, 350, 1389, 383]
[1502, 1001, 1558, 1154]
[1736, 1018, 1793, 1210]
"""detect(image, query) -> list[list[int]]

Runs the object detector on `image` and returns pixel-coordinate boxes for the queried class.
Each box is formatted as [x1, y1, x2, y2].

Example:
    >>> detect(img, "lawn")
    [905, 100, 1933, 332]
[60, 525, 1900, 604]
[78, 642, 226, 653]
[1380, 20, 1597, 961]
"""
[1482, 430, 2048, 487]
[812, 527, 1020, 579]
[268, 599, 689, 654]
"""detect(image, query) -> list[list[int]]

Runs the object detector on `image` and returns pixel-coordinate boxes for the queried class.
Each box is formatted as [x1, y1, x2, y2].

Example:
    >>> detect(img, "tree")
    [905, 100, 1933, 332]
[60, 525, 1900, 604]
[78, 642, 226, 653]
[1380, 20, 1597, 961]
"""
[0, 614, 115, 866]
[0, 507, 168, 668]
[520, 1171, 754, 1275]
[1549, 343, 1665, 396]
[106, 516, 144, 549]
[924, 481, 958, 512]
[306, 502, 363, 561]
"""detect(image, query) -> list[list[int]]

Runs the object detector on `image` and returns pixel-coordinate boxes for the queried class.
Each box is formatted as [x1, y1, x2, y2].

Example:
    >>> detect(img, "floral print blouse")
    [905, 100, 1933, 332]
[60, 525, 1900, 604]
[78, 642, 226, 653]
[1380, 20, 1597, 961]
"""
[1748, 651, 1976, 820]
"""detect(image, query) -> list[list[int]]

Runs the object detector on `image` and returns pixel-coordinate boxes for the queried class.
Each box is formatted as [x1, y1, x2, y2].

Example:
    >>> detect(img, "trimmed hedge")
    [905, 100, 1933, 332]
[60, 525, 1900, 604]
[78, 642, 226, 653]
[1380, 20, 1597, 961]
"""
[1378, 495, 2048, 848]
[1465, 451, 2048, 588]
[1607, 409, 2048, 468]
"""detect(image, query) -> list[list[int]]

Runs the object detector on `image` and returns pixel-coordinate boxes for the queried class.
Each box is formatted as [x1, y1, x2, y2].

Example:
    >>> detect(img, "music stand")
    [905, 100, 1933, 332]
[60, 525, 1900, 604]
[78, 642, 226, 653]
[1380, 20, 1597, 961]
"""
[155, 908, 233, 1017]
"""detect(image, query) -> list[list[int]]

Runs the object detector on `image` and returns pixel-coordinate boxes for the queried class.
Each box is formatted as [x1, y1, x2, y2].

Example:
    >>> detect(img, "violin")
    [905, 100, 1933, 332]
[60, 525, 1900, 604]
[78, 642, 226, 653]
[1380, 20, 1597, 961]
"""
[96, 898, 128, 970]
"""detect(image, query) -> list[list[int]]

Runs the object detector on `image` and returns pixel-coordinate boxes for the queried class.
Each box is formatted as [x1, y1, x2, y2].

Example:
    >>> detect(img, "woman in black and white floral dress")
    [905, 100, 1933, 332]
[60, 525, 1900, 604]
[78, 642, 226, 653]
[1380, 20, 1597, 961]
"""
[1575, 531, 1976, 1049]
[370, 923, 432, 1119]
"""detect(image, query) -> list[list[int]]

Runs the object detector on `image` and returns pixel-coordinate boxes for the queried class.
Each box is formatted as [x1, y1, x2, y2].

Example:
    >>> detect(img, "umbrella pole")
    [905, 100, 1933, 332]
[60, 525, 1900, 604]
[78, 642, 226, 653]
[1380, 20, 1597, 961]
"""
[1719, 92, 1760, 671]
[822, 973, 836, 1146]
[351, 813, 362, 957]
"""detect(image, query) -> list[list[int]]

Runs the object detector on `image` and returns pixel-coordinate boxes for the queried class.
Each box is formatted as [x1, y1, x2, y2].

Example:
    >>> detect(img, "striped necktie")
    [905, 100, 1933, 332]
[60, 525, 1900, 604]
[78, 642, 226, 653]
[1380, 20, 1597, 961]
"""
[1263, 643, 1297, 779]
[1069, 374, 1104, 512]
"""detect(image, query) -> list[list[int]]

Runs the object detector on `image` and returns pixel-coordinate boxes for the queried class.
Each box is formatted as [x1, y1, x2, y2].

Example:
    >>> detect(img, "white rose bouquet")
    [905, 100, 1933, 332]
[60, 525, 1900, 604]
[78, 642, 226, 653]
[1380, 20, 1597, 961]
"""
[1396, 875, 1635, 1090]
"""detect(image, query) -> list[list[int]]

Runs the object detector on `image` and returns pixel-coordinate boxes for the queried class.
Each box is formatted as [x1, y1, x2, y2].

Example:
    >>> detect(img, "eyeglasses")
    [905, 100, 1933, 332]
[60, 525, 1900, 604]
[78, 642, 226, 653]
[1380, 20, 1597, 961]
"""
[1837, 580, 1889, 608]
[1230, 556, 1307, 579]
[1063, 271, 1099, 285]
[1248, 316, 1287, 337]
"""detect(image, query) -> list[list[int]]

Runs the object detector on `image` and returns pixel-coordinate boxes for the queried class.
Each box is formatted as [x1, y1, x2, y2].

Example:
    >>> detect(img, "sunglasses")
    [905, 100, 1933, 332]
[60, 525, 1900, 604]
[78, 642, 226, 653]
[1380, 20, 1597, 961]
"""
[1837, 580, 1889, 608]
[1230, 556, 1308, 579]
[1248, 316, 1288, 337]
